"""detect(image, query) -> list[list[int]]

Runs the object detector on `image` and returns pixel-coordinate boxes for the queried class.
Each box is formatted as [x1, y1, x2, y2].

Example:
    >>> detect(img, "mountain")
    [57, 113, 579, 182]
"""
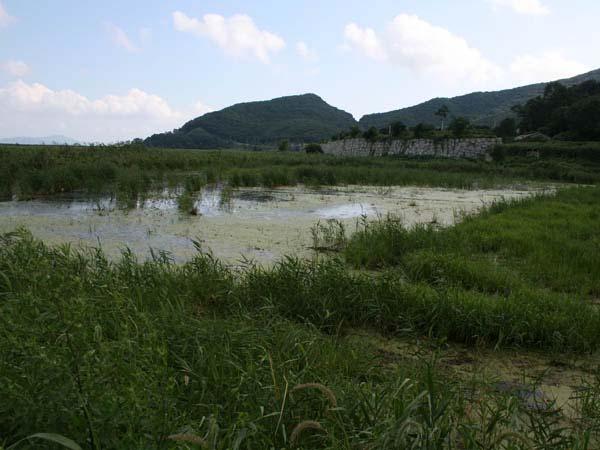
[145, 93, 358, 148]
[359, 69, 600, 129]
[0, 135, 77, 145]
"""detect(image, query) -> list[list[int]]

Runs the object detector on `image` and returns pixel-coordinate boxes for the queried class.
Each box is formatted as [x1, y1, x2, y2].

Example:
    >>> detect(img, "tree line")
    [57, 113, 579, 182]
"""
[512, 80, 600, 140]
[331, 79, 600, 144]
[330, 110, 489, 143]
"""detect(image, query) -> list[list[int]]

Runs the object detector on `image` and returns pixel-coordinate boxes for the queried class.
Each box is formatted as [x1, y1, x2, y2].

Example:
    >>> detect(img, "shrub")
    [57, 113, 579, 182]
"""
[305, 143, 323, 154]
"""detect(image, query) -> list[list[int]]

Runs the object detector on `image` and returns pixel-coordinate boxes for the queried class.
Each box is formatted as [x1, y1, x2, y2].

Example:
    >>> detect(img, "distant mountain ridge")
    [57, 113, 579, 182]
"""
[359, 69, 600, 129]
[6, 71, 600, 148]
[0, 135, 77, 145]
[145, 93, 358, 149]
[144, 68, 600, 149]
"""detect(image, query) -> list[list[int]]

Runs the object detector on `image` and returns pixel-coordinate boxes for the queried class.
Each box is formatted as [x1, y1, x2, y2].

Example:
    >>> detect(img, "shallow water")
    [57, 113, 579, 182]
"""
[0, 185, 552, 265]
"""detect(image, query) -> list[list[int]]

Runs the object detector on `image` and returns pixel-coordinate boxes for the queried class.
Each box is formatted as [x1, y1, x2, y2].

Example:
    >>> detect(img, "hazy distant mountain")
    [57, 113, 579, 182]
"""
[145, 93, 358, 148]
[359, 68, 600, 129]
[0, 135, 78, 145]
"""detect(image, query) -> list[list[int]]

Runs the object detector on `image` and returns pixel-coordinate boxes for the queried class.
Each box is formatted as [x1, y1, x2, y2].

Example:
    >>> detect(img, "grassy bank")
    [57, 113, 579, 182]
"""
[2, 187, 600, 448]
[498, 141, 600, 163]
[1, 231, 599, 449]
[344, 187, 600, 296]
[1, 144, 599, 202]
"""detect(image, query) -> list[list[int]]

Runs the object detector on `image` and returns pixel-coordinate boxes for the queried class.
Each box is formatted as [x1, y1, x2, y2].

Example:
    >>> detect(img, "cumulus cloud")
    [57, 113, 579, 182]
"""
[1, 60, 30, 77]
[343, 23, 387, 62]
[106, 23, 139, 52]
[0, 1, 15, 27]
[192, 99, 212, 117]
[490, 0, 550, 16]
[0, 80, 207, 142]
[173, 11, 285, 63]
[510, 51, 589, 85]
[344, 14, 501, 84]
[296, 41, 318, 63]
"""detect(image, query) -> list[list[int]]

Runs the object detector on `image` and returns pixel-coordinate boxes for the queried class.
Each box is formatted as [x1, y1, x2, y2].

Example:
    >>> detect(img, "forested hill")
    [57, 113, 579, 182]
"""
[359, 68, 600, 129]
[145, 93, 357, 149]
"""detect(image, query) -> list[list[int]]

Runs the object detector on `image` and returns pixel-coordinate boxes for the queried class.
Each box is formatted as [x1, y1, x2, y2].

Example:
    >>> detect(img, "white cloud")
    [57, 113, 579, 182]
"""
[296, 41, 318, 63]
[344, 14, 501, 84]
[344, 23, 387, 62]
[1, 60, 30, 77]
[173, 11, 285, 63]
[510, 51, 589, 85]
[0, 80, 207, 142]
[0, 1, 14, 27]
[490, 0, 550, 16]
[106, 23, 138, 52]
[192, 99, 212, 116]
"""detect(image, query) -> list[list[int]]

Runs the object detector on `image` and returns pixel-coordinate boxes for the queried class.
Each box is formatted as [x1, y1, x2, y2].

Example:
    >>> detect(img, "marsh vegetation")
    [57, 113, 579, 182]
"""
[1, 145, 600, 449]
[2, 143, 600, 203]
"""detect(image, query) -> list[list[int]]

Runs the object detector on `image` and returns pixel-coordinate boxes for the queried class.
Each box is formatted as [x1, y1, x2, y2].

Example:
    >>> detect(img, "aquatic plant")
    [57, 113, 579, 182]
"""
[2, 143, 599, 204]
[310, 219, 347, 252]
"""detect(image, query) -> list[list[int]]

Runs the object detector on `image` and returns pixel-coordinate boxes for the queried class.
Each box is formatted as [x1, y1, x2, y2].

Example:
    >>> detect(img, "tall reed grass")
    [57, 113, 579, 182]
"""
[2, 178, 600, 448]
[1, 229, 598, 448]
[2, 144, 599, 202]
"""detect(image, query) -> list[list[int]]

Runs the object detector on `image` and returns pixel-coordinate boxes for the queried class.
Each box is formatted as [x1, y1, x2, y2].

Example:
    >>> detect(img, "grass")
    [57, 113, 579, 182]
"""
[2, 143, 600, 203]
[2, 186, 600, 448]
[1, 231, 599, 449]
[2, 144, 600, 448]
[341, 187, 600, 349]
[498, 141, 600, 163]
[344, 187, 600, 296]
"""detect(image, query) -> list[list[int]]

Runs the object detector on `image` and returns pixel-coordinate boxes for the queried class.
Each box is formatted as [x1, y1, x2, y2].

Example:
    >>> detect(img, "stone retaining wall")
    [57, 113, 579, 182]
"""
[321, 138, 501, 158]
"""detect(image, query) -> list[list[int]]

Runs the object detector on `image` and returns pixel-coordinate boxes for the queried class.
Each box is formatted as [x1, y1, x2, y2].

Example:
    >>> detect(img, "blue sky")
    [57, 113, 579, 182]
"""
[0, 0, 598, 141]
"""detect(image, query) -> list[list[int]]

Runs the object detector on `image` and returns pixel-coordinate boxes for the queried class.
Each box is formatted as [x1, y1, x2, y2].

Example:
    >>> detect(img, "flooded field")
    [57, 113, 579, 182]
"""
[0, 184, 552, 265]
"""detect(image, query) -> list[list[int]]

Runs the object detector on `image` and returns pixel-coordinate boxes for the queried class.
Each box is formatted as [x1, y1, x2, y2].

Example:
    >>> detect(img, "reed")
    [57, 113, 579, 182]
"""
[2, 143, 599, 202]
[2, 162, 600, 447]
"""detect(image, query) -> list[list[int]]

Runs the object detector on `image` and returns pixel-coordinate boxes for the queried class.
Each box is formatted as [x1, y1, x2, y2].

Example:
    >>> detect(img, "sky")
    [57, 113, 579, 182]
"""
[0, 0, 598, 142]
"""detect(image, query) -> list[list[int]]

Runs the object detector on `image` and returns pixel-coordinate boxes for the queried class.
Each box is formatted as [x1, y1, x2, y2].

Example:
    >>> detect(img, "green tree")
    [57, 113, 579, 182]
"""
[495, 118, 517, 140]
[412, 123, 434, 139]
[305, 143, 323, 154]
[565, 95, 600, 140]
[435, 105, 450, 131]
[349, 125, 362, 138]
[390, 121, 407, 138]
[278, 140, 290, 152]
[449, 117, 471, 138]
[363, 127, 379, 142]
[513, 80, 600, 139]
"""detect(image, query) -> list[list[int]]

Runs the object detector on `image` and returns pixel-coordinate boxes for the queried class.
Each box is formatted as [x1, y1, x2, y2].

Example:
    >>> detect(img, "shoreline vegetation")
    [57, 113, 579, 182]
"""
[2, 177, 600, 448]
[1, 143, 600, 203]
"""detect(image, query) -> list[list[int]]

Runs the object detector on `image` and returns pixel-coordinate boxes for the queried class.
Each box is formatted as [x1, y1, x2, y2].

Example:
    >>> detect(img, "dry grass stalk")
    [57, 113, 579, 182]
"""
[292, 383, 337, 409]
[290, 420, 326, 446]
[167, 433, 207, 447]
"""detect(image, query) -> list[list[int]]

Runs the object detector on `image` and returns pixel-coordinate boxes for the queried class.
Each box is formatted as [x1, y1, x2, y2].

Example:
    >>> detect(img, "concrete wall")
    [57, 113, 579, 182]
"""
[321, 137, 501, 158]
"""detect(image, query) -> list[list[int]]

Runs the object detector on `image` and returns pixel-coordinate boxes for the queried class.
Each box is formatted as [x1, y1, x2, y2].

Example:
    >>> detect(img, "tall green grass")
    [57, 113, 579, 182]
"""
[344, 187, 600, 297]
[1, 231, 599, 449]
[2, 184, 600, 448]
[2, 143, 599, 202]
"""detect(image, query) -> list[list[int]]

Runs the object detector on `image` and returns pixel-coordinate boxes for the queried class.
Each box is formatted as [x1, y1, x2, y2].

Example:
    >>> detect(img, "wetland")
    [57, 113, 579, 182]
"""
[1, 144, 600, 449]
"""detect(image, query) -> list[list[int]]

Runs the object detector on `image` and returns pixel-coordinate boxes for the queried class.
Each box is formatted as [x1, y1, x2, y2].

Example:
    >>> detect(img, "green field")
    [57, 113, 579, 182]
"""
[1, 145, 600, 449]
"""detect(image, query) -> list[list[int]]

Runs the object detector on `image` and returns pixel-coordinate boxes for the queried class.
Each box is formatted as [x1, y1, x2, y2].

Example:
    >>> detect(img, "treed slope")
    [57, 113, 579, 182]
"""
[145, 93, 357, 149]
[359, 68, 600, 129]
